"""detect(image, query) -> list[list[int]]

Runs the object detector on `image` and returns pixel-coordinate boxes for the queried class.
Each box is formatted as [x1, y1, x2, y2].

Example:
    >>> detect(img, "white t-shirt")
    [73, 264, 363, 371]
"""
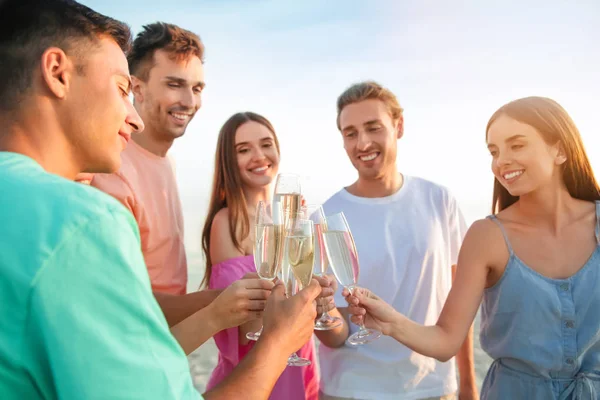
[319, 175, 467, 400]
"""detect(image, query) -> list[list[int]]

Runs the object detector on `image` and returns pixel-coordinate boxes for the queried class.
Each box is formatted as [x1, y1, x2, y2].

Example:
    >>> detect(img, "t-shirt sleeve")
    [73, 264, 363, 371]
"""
[446, 192, 468, 266]
[91, 172, 138, 217]
[26, 208, 201, 400]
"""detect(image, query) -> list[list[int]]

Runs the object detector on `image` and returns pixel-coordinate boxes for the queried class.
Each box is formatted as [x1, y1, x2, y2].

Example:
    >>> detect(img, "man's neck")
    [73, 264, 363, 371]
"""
[131, 128, 174, 158]
[0, 113, 80, 179]
[347, 169, 404, 198]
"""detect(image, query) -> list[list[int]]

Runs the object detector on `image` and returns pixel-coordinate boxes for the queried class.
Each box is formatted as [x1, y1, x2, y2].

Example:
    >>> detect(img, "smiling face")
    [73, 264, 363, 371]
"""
[487, 114, 566, 197]
[63, 37, 144, 173]
[235, 120, 280, 189]
[132, 49, 204, 141]
[338, 99, 402, 181]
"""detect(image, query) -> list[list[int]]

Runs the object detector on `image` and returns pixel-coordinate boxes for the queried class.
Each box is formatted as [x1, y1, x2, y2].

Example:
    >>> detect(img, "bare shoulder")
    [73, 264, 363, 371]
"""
[461, 218, 509, 264]
[210, 208, 244, 264]
[213, 207, 230, 226]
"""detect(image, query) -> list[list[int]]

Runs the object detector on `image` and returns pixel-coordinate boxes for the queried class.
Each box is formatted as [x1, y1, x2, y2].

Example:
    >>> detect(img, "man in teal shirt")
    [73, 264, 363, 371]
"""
[0, 1, 321, 399]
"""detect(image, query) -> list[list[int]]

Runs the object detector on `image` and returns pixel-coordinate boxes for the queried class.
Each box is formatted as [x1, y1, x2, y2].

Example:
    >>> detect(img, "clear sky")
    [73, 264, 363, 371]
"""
[82, 0, 600, 253]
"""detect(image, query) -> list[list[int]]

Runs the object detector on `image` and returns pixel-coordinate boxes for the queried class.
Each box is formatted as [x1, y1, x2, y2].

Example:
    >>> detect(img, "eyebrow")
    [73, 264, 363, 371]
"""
[115, 72, 132, 92]
[164, 76, 206, 89]
[487, 134, 526, 148]
[341, 119, 382, 133]
[235, 137, 274, 147]
[364, 119, 382, 126]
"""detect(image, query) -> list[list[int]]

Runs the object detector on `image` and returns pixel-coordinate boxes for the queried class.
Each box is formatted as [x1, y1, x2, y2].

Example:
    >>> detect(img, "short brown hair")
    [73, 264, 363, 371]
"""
[336, 81, 404, 131]
[127, 22, 205, 81]
[0, 0, 131, 112]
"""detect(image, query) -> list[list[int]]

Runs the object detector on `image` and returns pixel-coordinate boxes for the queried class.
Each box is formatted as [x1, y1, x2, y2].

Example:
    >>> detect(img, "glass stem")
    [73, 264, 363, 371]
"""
[349, 285, 368, 332]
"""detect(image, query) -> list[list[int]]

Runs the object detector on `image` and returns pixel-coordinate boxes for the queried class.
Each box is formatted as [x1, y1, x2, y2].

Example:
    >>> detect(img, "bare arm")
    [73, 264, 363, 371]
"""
[203, 336, 287, 400]
[204, 281, 321, 400]
[154, 290, 221, 327]
[169, 277, 274, 355]
[170, 304, 223, 355]
[452, 265, 478, 399]
[347, 219, 495, 362]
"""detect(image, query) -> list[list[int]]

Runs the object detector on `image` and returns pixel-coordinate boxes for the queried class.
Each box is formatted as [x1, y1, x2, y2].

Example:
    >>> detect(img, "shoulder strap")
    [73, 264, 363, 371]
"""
[487, 215, 514, 256]
[595, 201, 600, 245]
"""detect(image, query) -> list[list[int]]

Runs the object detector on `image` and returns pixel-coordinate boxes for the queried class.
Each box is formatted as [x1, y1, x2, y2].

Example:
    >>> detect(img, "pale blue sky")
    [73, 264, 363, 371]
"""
[83, 0, 600, 253]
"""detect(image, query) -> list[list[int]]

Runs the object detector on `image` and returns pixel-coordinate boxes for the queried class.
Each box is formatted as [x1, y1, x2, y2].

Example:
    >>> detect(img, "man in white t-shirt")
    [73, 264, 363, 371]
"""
[314, 81, 478, 400]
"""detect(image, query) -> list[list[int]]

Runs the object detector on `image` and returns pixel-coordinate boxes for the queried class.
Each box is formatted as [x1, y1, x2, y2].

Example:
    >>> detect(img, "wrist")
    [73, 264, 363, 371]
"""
[203, 303, 226, 334]
[388, 310, 405, 338]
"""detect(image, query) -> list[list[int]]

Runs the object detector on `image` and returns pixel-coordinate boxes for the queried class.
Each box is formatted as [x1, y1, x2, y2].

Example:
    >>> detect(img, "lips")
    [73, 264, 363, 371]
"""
[118, 131, 131, 147]
[249, 164, 270, 175]
[168, 111, 193, 126]
[501, 169, 524, 183]
[358, 152, 379, 162]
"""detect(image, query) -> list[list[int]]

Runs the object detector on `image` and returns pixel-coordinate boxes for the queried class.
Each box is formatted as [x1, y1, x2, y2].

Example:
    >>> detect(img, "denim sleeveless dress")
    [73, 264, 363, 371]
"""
[480, 202, 600, 399]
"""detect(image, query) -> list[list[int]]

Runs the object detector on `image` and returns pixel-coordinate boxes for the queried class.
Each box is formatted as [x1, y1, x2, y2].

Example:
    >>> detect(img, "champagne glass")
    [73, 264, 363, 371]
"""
[322, 212, 381, 345]
[282, 218, 314, 366]
[303, 204, 342, 331]
[273, 173, 302, 229]
[247, 201, 284, 341]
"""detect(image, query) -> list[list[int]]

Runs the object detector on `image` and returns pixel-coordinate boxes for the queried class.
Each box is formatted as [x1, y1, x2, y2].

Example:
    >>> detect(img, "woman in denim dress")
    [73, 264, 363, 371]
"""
[344, 96, 600, 399]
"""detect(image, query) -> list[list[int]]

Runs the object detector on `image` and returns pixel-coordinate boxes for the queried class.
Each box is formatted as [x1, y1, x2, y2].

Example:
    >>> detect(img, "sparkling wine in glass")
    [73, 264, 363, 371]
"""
[273, 173, 302, 230]
[247, 201, 284, 341]
[303, 204, 342, 331]
[322, 212, 381, 345]
[281, 218, 314, 366]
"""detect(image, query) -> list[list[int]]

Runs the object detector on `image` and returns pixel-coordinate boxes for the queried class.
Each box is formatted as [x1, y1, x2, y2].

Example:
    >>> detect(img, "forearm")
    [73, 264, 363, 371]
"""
[203, 337, 287, 400]
[390, 312, 459, 362]
[170, 305, 222, 355]
[456, 323, 477, 390]
[314, 307, 349, 348]
[154, 289, 221, 327]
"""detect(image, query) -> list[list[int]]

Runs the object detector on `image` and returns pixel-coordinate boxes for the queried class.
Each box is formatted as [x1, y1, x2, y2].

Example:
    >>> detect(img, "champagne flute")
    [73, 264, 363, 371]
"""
[246, 201, 284, 341]
[273, 173, 302, 229]
[282, 218, 314, 366]
[303, 204, 342, 330]
[322, 212, 381, 345]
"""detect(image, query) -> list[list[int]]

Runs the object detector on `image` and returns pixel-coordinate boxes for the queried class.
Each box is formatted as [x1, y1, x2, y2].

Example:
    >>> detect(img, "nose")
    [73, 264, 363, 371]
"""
[357, 131, 372, 151]
[252, 147, 267, 162]
[180, 87, 200, 110]
[125, 101, 144, 133]
[495, 153, 511, 168]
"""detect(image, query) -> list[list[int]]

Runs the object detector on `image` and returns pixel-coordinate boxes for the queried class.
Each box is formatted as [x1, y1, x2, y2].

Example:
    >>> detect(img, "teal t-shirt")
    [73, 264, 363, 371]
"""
[0, 152, 202, 399]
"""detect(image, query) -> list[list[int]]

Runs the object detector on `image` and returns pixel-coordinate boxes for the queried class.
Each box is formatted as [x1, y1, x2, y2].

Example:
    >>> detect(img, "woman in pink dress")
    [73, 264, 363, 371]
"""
[201, 112, 320, 400]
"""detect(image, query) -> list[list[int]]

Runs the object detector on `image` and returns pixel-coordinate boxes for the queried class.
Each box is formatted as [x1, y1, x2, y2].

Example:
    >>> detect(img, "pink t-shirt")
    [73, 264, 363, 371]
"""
[91, 140, 187, 295]
[207, 255, 319, 400]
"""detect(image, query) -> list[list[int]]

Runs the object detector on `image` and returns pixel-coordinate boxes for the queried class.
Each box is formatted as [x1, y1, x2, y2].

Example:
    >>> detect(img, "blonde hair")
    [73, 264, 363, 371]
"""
[336, 81, 404, 131]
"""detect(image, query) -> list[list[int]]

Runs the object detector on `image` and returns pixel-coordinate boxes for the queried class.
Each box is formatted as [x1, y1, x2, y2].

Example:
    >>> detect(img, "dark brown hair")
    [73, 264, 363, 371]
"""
[0, 0, 131, 112]
[127, 22, 205, 81]
[487, 96, 600, 213]
[201, 112, 280, 288]
[336, 81, 404, 131]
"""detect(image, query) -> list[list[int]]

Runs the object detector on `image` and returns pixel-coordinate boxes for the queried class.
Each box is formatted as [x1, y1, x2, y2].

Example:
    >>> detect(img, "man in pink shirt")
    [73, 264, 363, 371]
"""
[92, 22, 232, 327]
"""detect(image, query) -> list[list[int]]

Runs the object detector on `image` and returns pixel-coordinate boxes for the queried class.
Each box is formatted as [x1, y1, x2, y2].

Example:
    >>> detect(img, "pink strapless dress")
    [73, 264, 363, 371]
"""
[205, 255, 319, 400]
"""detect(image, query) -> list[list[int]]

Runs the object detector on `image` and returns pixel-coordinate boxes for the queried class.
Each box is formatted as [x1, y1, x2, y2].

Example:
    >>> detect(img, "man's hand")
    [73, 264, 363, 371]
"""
[261, 279, 320, 355]
[343, 286, 399, 336]
[313, 274, 337, 316]
[208, 278, 274, 331]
